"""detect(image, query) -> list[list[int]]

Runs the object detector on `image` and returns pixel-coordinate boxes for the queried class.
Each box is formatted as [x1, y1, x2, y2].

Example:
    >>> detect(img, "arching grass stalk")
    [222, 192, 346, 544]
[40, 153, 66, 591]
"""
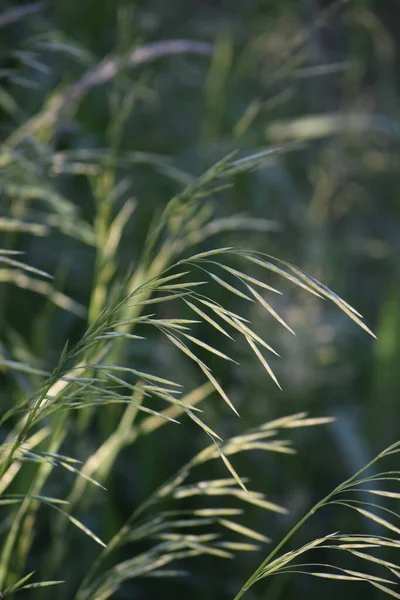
[233, 441, 399, 599]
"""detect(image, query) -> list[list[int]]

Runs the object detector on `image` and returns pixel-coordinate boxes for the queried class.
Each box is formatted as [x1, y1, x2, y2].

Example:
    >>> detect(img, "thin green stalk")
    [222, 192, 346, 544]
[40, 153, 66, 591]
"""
[232, 497, 329, 600]
[0, 418, 65, 588]
[232, 446, 387, 599]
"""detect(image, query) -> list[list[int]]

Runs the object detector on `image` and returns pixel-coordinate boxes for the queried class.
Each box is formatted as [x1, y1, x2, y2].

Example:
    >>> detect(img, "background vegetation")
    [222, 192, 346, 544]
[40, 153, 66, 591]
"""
[0, 1, 399, 599]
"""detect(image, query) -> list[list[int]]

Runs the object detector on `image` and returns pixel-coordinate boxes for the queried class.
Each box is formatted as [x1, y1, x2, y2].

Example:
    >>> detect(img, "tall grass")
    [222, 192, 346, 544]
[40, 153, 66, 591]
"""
[1, 152, 399, 598]
[0, 2, 399, 599]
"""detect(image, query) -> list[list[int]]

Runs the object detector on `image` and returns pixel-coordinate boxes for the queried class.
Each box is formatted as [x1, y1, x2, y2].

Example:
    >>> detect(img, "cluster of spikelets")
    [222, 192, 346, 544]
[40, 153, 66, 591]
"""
[1, 177, 399, 598]
[0, 8, 399, 597]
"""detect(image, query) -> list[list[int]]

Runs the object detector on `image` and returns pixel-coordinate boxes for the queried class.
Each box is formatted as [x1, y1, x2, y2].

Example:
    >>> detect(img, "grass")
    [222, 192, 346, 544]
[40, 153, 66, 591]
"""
[0, 1, 399, 599]
[0, 154, 399, 598]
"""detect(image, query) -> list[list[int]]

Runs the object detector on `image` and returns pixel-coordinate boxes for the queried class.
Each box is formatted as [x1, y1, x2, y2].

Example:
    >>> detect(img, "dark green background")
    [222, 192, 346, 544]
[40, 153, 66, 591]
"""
[1, 1, 399, 599]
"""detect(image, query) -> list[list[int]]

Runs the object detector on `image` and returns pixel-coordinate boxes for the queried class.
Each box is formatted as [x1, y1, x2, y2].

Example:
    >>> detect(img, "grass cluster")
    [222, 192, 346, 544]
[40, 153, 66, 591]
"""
[0, 2, 399, 599]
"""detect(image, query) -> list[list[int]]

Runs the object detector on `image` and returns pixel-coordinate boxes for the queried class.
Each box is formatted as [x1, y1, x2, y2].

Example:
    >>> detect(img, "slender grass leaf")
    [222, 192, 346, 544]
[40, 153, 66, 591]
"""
[246, 338, 281, 389]
[210, 273, 254, 301]
[181, 332, 238, 363]
[184, 300, 234, 339]
[246, 284, 295, 335]
[370, 582, 400, 599]
[20, 581, 65, 590]
[3, 571, 35, 593]
[218, 519, 271, 543]
[218, 265, 282, 295]
[217, 542, 260, 551]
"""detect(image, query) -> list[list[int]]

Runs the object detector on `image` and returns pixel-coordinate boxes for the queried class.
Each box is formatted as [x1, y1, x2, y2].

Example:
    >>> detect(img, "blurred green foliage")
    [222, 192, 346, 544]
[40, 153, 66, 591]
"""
[0, 0, 399, 599]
